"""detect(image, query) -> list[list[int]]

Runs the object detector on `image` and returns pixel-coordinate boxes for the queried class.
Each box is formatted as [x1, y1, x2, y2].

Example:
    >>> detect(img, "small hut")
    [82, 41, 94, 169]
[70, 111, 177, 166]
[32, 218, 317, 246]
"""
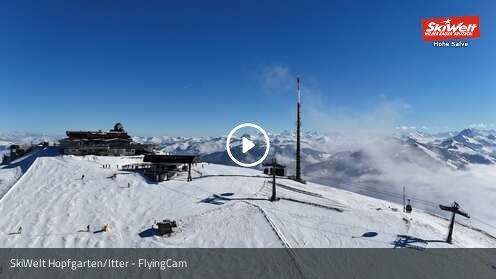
[157, 219, 177, 236]
[262, 162, 287, 176]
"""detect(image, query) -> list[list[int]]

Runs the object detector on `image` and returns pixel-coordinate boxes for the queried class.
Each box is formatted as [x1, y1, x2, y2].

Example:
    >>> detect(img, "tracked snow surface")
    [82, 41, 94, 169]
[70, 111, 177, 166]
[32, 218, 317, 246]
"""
[0, 148, 494, 248]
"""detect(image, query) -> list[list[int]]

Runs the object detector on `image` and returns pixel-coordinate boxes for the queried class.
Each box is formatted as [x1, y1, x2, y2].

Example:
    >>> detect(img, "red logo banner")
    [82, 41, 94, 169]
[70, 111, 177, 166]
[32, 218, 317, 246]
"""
[422, 16, 480, 41]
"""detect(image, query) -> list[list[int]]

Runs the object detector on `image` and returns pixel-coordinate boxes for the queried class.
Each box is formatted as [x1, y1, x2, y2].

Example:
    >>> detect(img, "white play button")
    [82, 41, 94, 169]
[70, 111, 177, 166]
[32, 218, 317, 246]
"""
[242, 137, 255, 154]
[226, 123, 270, 167]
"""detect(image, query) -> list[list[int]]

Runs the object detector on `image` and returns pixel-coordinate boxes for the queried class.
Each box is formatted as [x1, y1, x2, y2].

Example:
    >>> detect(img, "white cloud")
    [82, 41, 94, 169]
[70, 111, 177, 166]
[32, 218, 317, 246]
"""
[255, 65, 413, 137]
[257, 64, 415, 139]
[306, 96, 408, 138]
[258, 65, 295, 94]
[469, 123, 488, 129]
[396, 126, 416, 131]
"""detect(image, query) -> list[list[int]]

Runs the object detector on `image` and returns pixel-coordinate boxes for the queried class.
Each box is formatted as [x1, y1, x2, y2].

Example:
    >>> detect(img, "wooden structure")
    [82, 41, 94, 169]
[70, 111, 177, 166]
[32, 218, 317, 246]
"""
[143, 155, 196, 182]
[59, 123, 155, 156]
[439, 201, 470, 244]
[121, 163, 152, 170]
[157, 219, 177, 236]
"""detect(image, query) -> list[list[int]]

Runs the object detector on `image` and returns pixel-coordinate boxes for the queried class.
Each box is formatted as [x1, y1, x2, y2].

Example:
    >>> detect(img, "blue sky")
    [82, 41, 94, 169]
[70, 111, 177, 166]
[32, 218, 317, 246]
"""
[1, 0, 495, 136]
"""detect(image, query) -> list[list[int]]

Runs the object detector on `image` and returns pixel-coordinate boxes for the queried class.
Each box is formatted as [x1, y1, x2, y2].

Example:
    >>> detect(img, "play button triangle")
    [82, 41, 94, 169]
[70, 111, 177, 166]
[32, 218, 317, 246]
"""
[242, 137, 255, 154]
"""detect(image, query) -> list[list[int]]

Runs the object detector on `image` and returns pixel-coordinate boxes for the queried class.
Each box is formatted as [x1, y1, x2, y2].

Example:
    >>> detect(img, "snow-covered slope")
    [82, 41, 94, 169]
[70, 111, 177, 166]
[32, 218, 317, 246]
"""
[0, 146, 59, 199]
[133, 130, 496, 235]
[0, 154, 494, 248]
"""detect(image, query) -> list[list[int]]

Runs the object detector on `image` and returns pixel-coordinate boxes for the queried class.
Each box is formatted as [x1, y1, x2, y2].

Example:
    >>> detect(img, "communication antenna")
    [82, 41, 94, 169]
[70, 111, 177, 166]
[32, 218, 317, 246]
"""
[295, 76, 302, 182]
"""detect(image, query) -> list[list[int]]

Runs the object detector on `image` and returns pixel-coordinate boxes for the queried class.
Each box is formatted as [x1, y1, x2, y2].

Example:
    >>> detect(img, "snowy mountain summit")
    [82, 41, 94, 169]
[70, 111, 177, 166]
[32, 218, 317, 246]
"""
[0, 149, 494, 248]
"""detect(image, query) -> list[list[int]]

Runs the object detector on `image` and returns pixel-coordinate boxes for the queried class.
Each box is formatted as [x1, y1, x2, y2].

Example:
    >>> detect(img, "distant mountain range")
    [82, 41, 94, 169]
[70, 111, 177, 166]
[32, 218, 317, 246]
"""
[0, 132, 58, 146]
[131, 129, 496, 206]
[129, 128, 496, 170]
[3, 128, 496, 233]
[3, 128, 496, 174]
[0, 132, 58, 157]
[132, 129, 496, 232]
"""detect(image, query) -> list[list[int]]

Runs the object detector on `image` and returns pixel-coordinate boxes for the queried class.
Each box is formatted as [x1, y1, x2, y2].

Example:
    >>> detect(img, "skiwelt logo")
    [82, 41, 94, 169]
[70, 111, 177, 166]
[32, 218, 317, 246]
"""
[422, 16, 480, 41]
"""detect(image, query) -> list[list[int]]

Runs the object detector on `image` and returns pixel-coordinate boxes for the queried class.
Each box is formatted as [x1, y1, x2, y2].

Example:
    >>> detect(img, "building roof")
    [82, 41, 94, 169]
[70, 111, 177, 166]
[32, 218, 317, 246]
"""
[66, 131, 131, 140]
[65, 123, 131, 140]
[143, 154, 197, 164]
[262, 162, 286, 168]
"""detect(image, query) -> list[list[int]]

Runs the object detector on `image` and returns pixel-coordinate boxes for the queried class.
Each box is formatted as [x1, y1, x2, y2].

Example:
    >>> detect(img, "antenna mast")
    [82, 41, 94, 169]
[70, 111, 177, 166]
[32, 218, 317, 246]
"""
[295, 76, 302, 181]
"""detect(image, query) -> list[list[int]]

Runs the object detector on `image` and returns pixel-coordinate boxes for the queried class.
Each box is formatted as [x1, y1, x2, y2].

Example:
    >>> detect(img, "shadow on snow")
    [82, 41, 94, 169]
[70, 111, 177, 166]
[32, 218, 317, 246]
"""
[392, 234, 445, 249]
[199, 193, 268, 205]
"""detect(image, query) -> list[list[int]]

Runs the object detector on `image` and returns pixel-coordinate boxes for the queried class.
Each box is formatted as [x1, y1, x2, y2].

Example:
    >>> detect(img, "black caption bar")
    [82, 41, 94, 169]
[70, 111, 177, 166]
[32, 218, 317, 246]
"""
[0, 248, 495, 279]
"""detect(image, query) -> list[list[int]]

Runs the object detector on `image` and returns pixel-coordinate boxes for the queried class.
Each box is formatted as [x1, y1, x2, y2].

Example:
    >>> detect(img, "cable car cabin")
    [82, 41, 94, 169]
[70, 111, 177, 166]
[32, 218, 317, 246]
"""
[405, 199, 413, 213]
[262, 163, 287, 176]
[157, 219, 177, 236]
